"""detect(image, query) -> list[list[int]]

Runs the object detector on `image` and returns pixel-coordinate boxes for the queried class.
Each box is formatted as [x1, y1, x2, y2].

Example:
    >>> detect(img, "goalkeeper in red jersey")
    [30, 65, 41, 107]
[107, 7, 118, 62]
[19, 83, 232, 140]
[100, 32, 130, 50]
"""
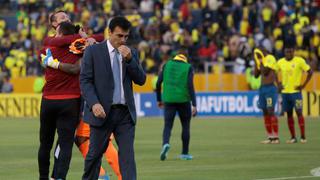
[253, 47, 280, 144]
[38, 21, 84, 180]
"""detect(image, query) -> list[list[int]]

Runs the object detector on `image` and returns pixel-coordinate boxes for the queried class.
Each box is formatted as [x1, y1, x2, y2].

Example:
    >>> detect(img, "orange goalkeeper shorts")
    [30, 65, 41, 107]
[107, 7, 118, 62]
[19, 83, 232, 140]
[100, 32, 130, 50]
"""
[76, 119, 90, 137]
[76, 119, 114, 140]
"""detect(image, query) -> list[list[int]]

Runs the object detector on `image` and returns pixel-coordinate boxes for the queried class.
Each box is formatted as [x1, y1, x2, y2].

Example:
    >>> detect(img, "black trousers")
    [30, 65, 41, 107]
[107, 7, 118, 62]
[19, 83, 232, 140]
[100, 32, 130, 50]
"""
[163, 102, 191, 154]
[38, 98, 80, 180]
[82, 105, 136, 180]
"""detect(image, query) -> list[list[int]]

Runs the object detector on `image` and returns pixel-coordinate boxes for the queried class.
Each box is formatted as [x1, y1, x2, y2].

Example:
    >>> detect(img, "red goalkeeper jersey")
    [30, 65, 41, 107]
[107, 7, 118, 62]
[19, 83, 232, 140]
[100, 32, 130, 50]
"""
[40, 34, 104, 97]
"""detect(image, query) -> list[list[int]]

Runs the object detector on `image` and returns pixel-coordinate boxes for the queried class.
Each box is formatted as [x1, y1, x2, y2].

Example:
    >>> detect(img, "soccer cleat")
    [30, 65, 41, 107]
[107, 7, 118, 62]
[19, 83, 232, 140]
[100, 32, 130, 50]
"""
[300, 138, 307, 144]
[98, 175, 110, 180]
[180, 154, 193, 160]
[286, 138, 298, 144]
[260, 138, 272, 144]
[271, 138, 280, 144]
[160, 143, 170, 161]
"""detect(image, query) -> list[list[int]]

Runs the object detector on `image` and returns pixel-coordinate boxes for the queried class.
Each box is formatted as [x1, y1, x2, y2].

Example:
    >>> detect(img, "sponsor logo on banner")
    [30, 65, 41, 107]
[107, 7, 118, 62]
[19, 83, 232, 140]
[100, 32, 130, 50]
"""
[196, 92, 261, 116]
[133, 92, 262, 116]
[0, 94, 41, 117]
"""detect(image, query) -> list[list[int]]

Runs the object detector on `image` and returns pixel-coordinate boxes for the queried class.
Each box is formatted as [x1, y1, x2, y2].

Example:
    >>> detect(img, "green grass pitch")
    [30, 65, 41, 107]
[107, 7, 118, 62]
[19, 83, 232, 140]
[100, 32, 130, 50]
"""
[0, 117, 320, 180]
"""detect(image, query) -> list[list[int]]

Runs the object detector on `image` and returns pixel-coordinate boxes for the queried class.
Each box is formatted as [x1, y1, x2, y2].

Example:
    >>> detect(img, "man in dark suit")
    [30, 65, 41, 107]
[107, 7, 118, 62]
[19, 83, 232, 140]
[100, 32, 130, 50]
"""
[80, 16, 146, 180]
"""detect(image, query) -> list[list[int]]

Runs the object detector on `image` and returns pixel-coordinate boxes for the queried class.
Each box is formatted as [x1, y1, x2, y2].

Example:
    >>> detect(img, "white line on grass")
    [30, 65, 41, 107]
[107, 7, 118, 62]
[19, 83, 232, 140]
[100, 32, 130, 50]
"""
[254, 176, 318, 180]
[255, 167, 320, 180]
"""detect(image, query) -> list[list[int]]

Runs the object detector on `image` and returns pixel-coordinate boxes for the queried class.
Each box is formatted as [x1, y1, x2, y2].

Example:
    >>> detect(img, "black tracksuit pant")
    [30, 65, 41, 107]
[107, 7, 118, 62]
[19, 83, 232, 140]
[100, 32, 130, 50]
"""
[38, 98, 80, 180]
[162, 102, 191, 154]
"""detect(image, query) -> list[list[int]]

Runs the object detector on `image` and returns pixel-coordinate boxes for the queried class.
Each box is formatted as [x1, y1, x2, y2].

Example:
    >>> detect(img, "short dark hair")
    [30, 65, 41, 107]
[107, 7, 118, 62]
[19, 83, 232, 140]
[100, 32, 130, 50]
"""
[58, 22, 80, 35]
[177, 47, 189, 57]
[49, 10, 67, 26]
[284, 37, 296, 49]
[109, 16, 131, 32]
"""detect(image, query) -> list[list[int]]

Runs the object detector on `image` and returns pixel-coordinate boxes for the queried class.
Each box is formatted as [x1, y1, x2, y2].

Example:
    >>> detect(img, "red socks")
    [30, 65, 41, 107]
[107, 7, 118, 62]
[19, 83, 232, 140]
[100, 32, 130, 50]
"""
[298, 116, 305, 139]
[287, 116, 296, 138]
[264, 115, 272, 137]
[270, 115, 278, 138]
[263, 114, 304, 140]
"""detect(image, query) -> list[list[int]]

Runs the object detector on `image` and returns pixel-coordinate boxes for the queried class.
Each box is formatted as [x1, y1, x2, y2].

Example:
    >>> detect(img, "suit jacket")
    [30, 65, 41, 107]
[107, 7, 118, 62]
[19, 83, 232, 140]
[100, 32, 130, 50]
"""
[80, 41, 146, 126]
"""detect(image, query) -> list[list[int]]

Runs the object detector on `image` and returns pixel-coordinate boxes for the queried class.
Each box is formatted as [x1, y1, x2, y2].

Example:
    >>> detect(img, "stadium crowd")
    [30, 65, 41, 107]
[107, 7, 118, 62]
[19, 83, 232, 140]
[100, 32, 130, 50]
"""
[0, 0, 319, 91]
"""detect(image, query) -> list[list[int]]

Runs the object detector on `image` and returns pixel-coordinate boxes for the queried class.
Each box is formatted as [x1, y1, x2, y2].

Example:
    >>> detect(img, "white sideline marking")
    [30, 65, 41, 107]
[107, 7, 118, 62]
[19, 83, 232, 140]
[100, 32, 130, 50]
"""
[255, 167, 320, 180]
[254, 176, 317, 180]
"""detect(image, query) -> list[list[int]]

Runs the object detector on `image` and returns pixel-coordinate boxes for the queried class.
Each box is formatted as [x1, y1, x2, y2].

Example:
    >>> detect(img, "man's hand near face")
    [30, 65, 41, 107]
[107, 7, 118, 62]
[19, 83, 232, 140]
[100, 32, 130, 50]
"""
[118, 45, 132, 61]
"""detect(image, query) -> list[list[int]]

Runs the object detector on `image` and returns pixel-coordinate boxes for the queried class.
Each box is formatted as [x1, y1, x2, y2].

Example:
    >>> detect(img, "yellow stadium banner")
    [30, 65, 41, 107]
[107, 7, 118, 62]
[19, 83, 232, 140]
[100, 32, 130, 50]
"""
[0, 94, 41, 118]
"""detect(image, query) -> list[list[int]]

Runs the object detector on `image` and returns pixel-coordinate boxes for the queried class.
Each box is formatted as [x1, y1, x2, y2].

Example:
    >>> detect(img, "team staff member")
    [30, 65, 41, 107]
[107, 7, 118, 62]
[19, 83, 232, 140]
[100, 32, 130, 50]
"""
[80, 16, 146, 180]
[156, 50, 197, 161]
[277, 43, 313, 144]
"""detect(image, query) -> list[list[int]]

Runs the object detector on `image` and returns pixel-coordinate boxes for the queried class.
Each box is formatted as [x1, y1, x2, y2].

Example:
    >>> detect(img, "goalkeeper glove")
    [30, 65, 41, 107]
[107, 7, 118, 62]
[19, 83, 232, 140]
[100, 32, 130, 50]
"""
[69, 38, 88, 54]
[41, 48, 60, 69]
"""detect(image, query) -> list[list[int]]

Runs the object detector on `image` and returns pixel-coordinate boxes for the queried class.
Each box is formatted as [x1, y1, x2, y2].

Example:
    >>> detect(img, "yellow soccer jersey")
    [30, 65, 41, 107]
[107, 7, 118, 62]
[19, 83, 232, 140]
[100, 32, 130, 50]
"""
[264, 54, 277, 71]
[277, 56, 310, 93]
